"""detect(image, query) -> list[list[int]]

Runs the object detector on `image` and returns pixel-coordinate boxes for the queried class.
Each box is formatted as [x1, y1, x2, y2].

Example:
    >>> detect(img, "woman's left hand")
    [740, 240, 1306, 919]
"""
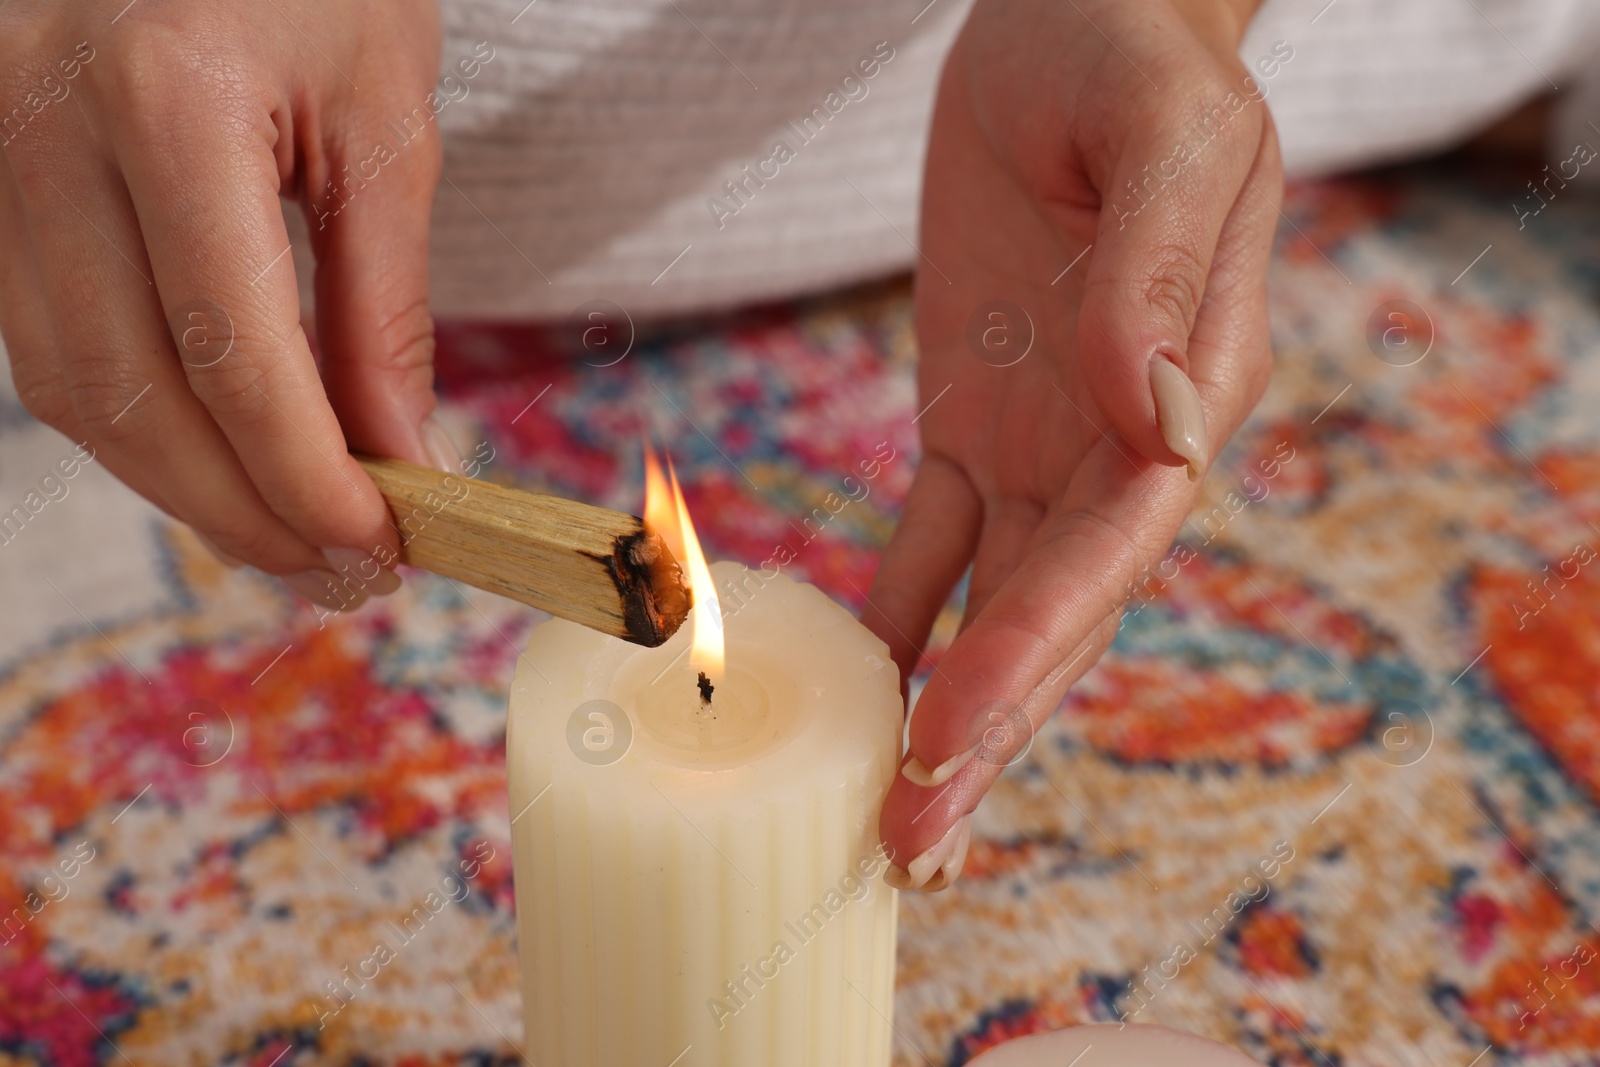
[863, 0, 1282, 890]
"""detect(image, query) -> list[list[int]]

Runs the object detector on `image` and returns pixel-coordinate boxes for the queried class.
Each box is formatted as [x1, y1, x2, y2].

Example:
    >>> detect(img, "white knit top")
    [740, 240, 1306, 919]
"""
[285, 0, 1600, 320]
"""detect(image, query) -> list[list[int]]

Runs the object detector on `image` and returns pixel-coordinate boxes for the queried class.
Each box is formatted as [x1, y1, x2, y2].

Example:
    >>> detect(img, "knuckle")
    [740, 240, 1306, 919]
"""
[0, 16, 49, 92]
[1141, 242, 1208, 332]
[103, 29, 188, 128]
[101, 22, 245, 136]
[183, 357, 272, 418]
[974, 507, 1152, 653]
[0, 38, 82, 161]
[371, 295, 436, 378]
[12, 359, 74, 429]
[66, 370, 150, 444]
[1054, 505, 1150, 578]
[203, 513, 287, 571]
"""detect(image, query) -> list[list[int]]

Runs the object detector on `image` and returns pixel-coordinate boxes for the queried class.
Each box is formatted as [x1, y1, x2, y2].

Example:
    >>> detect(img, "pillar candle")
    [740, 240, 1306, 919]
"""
[507, 560, 902, 1066]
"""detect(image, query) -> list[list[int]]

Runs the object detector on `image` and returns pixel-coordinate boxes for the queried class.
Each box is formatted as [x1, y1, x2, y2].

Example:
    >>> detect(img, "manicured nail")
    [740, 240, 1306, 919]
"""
[905, 818, 968, 890]
[883, 863, 915, 891]
[281, 569, 351, 610]
[1150, 357, 1207, 481]
[194, 533, 243, 569]
[902, 743, 981, 788]
[944, 816, 972, 883]
[420, 414, 463, 475]
[918, 817, 973, 893]
[322, 547, 402, 597]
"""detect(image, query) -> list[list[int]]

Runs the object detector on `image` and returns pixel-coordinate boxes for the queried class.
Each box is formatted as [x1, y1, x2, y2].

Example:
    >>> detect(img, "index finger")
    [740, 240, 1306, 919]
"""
[916, 436, 1191, 770]
[105, 61, 396, 563]
[876, 436, 1192, 880]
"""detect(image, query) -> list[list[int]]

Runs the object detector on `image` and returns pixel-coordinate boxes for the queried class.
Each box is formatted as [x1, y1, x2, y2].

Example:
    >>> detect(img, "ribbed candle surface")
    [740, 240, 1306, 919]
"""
[508, 562, 901, 1066]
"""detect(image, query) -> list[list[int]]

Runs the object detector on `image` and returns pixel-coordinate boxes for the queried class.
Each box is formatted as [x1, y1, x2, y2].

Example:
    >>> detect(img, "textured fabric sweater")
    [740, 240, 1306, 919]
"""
[284, 0, 1600, 320]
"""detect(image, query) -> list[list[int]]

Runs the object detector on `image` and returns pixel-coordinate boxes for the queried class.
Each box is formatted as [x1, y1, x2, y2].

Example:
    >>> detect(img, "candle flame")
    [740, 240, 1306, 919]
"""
[643, 441, 724, 681]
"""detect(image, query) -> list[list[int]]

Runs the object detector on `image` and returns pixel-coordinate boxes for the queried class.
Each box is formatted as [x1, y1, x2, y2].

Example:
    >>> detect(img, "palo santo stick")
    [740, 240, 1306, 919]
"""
[355, 455, 691, 646]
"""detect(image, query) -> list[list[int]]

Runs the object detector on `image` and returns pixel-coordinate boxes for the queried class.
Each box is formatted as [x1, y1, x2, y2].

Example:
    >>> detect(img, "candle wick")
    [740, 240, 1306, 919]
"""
[696, 671, 715, 705]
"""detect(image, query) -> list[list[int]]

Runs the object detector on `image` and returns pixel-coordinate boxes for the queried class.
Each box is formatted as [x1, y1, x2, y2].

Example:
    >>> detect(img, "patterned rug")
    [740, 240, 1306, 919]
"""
[7, 161, 1600, 1066]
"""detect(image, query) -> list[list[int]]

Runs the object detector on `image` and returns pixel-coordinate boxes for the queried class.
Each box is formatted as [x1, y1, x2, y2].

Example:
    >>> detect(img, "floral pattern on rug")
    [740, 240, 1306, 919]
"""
[7, 164, 1600, 1065]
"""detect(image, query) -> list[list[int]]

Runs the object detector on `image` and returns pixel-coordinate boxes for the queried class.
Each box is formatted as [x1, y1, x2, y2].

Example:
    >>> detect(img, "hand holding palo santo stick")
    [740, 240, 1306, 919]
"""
[355, 455, 692, 646]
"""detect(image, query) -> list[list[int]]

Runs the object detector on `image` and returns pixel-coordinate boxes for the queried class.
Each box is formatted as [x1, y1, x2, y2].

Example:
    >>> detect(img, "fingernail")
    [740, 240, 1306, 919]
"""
[902, 743, 982, 788]
[420, 414, 463, 475]
[322, 547, 402, 597]
[904, 818, 968, 891]
[282, 569, 356, 611]
[943, 816, 972, 885]
[1150, 357, 1207, 481]
[917, 818, 973, 893]
[883, 863, 915, 891]
[194, 532, 243, 569]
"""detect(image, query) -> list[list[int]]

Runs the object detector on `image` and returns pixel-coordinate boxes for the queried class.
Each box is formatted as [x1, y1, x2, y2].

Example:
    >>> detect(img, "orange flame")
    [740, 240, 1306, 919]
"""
[643, 441, 724, 680]
[642, 444, 682, 563]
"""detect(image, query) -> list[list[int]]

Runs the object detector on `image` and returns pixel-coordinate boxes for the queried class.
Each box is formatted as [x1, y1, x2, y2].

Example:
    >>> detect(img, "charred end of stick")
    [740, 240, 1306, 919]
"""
[606, 527, 692, 647]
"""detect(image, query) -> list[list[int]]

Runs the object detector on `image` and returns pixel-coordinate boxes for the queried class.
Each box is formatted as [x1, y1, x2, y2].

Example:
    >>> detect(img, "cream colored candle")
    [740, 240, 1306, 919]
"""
[507, 556, 902, 1066]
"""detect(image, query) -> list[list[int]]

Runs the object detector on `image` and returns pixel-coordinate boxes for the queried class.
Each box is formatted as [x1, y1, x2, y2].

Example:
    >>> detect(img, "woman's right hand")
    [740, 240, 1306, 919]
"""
[0, 0, 450, 609]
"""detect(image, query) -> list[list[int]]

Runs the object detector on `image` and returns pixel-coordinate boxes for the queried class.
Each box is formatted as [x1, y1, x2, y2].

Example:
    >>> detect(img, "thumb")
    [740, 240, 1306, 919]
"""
[306, 119, 455, 473]
[1075, 86, 1266, 480]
